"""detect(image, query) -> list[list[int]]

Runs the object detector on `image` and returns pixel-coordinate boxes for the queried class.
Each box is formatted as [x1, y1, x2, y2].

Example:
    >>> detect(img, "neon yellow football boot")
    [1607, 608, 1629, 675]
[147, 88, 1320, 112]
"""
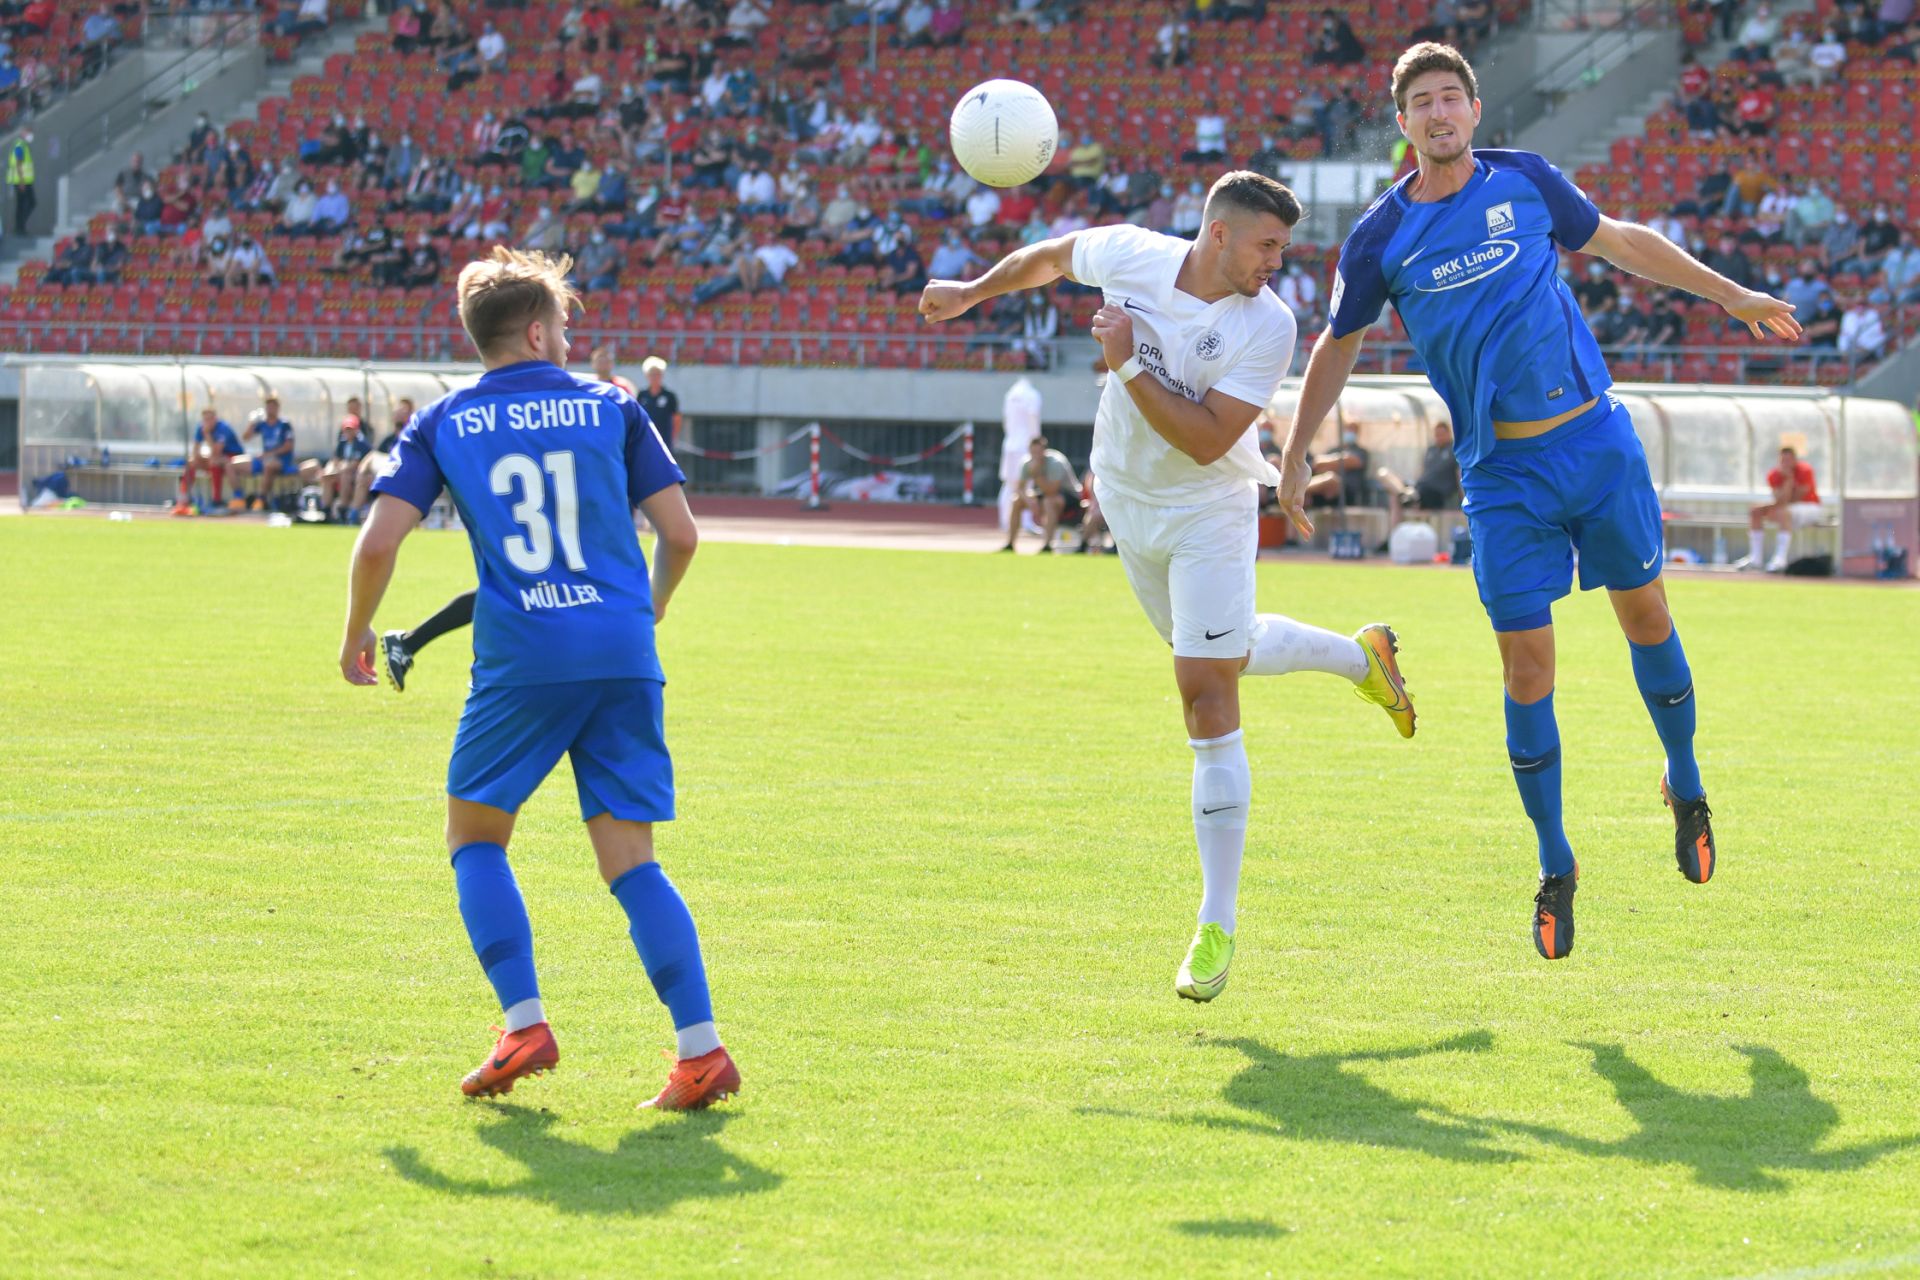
[1175, 922, 1235, 1002]
[1353, 623, 1416, 739]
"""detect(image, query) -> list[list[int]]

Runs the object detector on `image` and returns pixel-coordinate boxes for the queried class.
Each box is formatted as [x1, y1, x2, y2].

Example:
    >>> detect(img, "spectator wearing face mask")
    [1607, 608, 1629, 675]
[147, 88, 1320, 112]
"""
[1308, 416, 1375, 509]
[399, 232, 442, 289]
[1644, 292, 1684, 347]
[1782, 260, 1831, 316]
[1884, 230, 1920, 304]
[572, 226, 622, 291]
[1731, 1, 1779, 61]
[1807, 26, 1847, 86]
[926, 227, 983, 281]
[1802, 291, 1842, 348]
[1591, 289, 1649, 352]
[1820, 208, 1865, 275]
[312, 180, 351, 233]
[1788, 182, 1835, 246]
[1573, 259, 1618, 316]
[1860, 205, 1902, 258]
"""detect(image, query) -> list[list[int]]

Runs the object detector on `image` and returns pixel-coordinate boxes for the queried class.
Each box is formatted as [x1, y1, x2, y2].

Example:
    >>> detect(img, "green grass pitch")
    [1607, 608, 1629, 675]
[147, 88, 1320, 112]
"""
[5, 517, 1920, 1278]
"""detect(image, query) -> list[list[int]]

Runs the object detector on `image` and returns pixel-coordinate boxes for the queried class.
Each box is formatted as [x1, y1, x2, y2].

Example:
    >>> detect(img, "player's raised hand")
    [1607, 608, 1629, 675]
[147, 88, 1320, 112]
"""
[918, 281, 976, 323]
[1724, 289, 1801, 342]
[340, 626, 379, 686]
[1275, 452, 1315, 540]
[1089, 304, 1135, 371]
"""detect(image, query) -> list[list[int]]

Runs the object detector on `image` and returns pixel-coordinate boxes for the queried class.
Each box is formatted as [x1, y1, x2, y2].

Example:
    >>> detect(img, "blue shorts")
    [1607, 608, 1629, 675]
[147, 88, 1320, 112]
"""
[1463, 397, 1664, 631]
[447, 678, 674, 822]
[250, 454, 294, 475]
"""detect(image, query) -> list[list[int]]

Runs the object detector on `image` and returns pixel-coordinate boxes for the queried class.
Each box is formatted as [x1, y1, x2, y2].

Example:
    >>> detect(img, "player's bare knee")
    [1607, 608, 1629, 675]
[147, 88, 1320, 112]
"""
[1500, 645, 1554, 703]
[1178, 669, 1241, 739]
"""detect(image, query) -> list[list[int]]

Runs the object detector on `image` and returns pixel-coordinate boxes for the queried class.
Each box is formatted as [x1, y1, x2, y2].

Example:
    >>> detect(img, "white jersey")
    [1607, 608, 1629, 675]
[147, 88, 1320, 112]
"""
[1001, 377, 1042, 458]
[1071, 224, 1295, 506]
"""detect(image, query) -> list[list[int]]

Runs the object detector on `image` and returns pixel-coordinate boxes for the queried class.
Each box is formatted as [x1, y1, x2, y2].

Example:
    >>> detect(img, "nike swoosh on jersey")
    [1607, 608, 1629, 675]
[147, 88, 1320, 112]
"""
[1122, 298, 1149, 314]
[1400, 244, 1430, 266]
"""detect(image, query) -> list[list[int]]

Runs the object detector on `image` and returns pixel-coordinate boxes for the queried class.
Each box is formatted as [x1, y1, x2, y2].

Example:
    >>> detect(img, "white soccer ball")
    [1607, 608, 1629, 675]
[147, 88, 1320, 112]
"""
[948, 79, 1058, 188]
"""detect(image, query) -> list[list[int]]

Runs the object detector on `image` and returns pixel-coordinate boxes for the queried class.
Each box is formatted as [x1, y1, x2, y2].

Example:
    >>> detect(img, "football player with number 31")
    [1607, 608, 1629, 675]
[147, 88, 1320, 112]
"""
[919, 171, 1418, 1004]
[339, 247, 740, 1111]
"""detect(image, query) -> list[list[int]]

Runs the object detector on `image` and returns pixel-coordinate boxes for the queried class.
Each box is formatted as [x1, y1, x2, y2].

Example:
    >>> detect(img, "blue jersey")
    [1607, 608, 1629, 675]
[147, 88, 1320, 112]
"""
[254, 417, 295, 455]
[372, 360, 686, 689]
[197, 420, 243, 455]
[1328, 150, 1610, 474]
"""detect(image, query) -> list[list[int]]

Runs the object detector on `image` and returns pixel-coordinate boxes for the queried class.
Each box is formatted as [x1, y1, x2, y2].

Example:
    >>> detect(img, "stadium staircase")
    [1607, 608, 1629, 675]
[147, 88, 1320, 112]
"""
[1559, 0, 1821, 173]
[0, 8, 377, 287]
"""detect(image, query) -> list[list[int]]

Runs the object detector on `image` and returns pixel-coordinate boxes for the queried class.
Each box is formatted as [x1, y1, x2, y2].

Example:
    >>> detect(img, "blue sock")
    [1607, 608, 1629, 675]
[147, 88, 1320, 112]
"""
[451, 842, 541, 1017]
[1506, 692, 1576, 878]
[609, 862, 714, 1032]
[1629, 627, 1702, 802]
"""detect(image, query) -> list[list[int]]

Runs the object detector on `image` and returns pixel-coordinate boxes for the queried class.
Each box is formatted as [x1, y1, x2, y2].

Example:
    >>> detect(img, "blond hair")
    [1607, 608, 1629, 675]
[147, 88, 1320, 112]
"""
[1391, 42, 1479, 112]
[456, 246, 581, 359]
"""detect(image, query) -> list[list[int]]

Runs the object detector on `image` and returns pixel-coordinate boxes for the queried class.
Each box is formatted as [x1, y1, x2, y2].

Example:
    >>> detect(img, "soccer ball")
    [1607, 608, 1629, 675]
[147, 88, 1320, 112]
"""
[948, 79, 1058, 188]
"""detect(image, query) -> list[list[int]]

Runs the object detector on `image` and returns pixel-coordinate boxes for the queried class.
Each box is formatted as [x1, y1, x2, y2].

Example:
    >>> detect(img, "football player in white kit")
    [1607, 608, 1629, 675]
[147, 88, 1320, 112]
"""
[920, 171, 1416, 1002]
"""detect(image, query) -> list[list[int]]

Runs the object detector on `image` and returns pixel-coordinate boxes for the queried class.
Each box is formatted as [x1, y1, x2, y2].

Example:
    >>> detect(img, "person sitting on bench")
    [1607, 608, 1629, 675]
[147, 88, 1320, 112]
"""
[1747, 443, 1821, 572]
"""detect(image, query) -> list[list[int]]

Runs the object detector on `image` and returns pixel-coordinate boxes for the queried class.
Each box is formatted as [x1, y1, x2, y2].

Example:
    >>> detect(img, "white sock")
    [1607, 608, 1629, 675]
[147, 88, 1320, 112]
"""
[1748, 529, 1765, 564]
[503, 997, 546, 1033]
[1243, 614, 1370, 682]
[675, 1020, 721, 1060]
[1191, 729, 1251, 934]
[1772, 531, 1793, 564]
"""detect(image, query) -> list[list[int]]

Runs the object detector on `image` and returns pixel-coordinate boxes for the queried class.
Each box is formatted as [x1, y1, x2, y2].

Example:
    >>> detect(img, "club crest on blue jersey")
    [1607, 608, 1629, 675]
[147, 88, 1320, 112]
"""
[1486, 200, 1515, 236]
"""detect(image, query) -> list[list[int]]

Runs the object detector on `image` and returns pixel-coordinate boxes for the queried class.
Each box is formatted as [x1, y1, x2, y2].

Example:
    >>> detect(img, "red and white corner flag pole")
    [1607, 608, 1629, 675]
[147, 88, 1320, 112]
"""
[806, 422, 823, 511]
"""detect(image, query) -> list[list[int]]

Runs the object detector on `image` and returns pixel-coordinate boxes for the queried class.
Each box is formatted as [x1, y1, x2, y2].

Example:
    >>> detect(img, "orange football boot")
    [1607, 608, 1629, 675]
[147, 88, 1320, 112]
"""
[460, 1022, 559, 1098]
[640, 1047, 740, 1111]
[1661, 777, 1715, 884]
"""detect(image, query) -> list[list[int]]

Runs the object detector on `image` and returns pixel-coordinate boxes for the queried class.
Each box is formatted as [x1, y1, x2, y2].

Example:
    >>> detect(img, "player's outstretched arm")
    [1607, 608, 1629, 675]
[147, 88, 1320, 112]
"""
[918, 233, 1078, 323]
[341, 494, 423, 685]
[1581, 216, 1801, 342]
[640, 483, 698, 624]
[1276, 327, 1368, 538]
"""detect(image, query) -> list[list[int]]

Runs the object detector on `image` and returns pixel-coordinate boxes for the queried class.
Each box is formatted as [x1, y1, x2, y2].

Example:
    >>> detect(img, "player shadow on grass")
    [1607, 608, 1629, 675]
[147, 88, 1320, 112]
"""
[1186, 1031, 1522, 1165]
[1497, 1042, 1920, 1193]
[383, 1104, 781, 1216]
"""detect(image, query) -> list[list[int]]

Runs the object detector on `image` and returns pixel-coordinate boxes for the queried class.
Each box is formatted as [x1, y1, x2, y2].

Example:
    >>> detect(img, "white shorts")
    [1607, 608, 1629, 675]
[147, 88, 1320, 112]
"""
[1787, 501, 1825, 528]
[1096, 480, 1257, 660]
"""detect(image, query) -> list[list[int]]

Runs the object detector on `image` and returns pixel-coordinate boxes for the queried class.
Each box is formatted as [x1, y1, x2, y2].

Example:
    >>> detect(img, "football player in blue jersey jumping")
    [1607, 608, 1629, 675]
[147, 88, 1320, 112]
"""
[1278, 43, 1801, 960]
[339, 247, 740, 1109]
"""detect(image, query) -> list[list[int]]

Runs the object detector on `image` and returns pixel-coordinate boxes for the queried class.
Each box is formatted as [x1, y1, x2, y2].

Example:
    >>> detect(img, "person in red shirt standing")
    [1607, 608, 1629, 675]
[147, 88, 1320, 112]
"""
[1747, 444, 1821, 571]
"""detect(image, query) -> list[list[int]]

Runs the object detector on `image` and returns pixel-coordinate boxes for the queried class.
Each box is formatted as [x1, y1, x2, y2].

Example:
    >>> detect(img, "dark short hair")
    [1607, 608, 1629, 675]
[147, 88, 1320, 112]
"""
[1392, 42, 1479, 112]
[1203, 170, 1304, 229]
[1032, 435, 1048, 448]
[1780, 444, 1798, 456]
